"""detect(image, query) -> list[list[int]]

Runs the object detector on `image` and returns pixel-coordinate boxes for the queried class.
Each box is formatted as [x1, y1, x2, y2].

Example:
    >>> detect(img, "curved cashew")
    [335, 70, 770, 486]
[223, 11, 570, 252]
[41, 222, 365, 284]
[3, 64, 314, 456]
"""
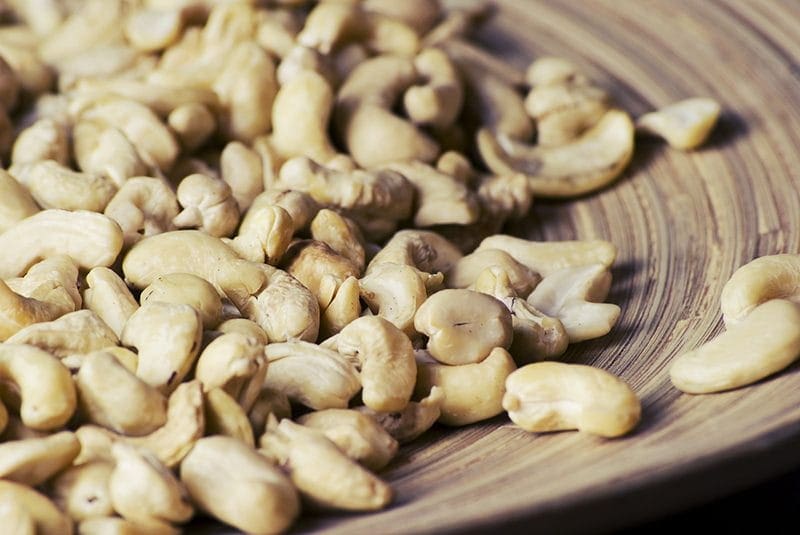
[8, 309, 118, 358]
[48, 461, 115, 522]
[195, 332, 267, 411]
[217, 318, 269, 345]
[298, 409, 399, 471]
[637, 97, 721, 150]
[525, 78, 609, 147]
[525, 56, 587, 87]
[255, 7, 302, 59]
[83, 267, 139, 338]
[0, 209, 123, 279]
[334, 55, 439, 168]
[477, 109, 635, 197]
[386, 160, 480, 226]
[264, 341, 361, 410]
[109, 443, 194, 526]
[204, 387, 255, 447]
[415, 347, 517, 426]
[0, 431, 80, 486]
[446, 248, 541, 296]
[527, 264, 620, 343]
[11, 118, 69, 166]
[173, 174, 240, 238]
[281, 239, 361, 308]
[167, 102, 216, 152]
[0, 481, 73, 535]
[320, 275, 362, 339]
[271, 70, 339, 163]
[275, 44, 334, 86]
[141, 273, 222, 330]
[367, 229, 463, 290]
[248, 387, 292, 439]
[335, 316, 416, 412]
[220, 141, 264, 212]
[404, 47, 463, 129]
[720, 254, 800, 326]
[76, 351, 167, 436]
[228, 204, 294, 265]
[472, 267, 568, 362]
[180, 435, 299, 534]
[296, 1, 358, 54]
[10, 160, 117, 212]
[0, 169, 38, 234]
[356, 385, 445, 444]
[1, 256, 81, 341]
[122, 302, 202, 393]
[73, 120, 147, 189]
[249, 188, 320, 234]
[476, 234, 617, 277]
[259, 419, 392, 511]
[104, 177, 179, 247]
[671, 299, 800, 394]
[359, 262, 428, 337]
[503, 362, 641, 437]
[0, 344, 75, 430]
[311, 209, 366, 271]
[414, 289, 513, 365]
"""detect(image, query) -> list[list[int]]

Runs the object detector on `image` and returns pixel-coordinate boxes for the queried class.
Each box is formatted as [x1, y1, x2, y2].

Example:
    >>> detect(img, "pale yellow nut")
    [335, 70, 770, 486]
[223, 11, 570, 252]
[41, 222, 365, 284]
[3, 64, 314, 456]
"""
[297, 1, 359, 54]
[76, 351, 167, 436]
[49, 461, 115, 522]
[524, 81, 609, 147]
[204, 387, 255, 447]
[0, 431, 80, 486]
[282, 239, 361, 308]
[311, 209, 366, 271]
[220, 141, 264, 212]
[298, 409, 399, 471]
[125, 8, 184, 52]
[248, 387, 292, 439]
[446, 248, 541, 297]
[0, 209, 124, 279]
[73, 120, 147, 189]
[671, 299, 800, 394]
[180, 436, 299, 535]
[720, 254, 800, 327]
[217, 318, 269, 345]
[38, 0, 124, 64]
[367, 229, 463, 290]
[416, 347, 516, 426]
[477, 109, 635, 198]
[229, 204, 294, 265]
[404, 47, 463, 129]
[356, 386, 445, 444]
[194, 332, 267, 411]
[0, 169, 38, 234]
[275, 43, 334, 87]
[141, 273, 222, 330]
[359, 262, 428, 337]
[0, 481, 73, 535]
[320, 275, 362, 339]
[0, 344, 76, 430]
[336, 316, 417, 413]
[83, 267, 139, 339]
[11, 118, 69, 166]
[0, 40, 53, 95]
[476, 234, 617, 277]
[168, 102, 216, 152]
[10, 160, 117, 213]
[260, 419, 392, 511]
[56, 44, 140, 92]
[8, 309, 118, 358]
[414, 289, 513, 365]
[364, 0, 442, 34]
[360, 12, 420, 57]
[637, 97, 721, 150]
[503, 362, 641, 437]
[174, 173, 240, 238]
[525, 56, 587, 87]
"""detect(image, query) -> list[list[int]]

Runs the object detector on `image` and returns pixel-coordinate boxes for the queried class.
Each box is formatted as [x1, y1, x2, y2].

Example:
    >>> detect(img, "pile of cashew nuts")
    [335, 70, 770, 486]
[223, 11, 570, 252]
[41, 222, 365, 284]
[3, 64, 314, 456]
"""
[0, 1, 732, 533]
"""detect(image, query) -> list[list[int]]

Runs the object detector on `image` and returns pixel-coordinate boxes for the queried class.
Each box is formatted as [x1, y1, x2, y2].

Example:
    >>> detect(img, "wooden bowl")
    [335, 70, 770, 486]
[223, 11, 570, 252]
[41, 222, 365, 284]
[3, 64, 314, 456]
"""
[207, 1, 800, 532]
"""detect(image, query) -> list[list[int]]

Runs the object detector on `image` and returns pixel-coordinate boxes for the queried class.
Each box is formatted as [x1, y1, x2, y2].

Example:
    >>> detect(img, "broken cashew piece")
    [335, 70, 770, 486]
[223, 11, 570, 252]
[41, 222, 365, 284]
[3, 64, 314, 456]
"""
[356, 386, 445, 444]
[670, 299, 800, 394]
[636, 97, 721, 150]
[503, 362, 641, 438]
[228, 203, 294, 265]
[477, 109, 635, 197]
[720, 254, 800, 327]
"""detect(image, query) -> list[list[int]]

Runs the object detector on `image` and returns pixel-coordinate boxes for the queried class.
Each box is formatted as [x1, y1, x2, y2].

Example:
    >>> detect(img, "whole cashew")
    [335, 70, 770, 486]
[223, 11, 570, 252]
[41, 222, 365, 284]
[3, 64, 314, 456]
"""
[168, 102, 216, 152]
[194, 332, 267, 411]
[10, 160, 117, 213]
[104, 177, 180, 247]
[359, 262, 428, 337]
[11, 118, 69, 166]
[173, 173, 240, 238]
[203, 387, 255, 447]
[404, 47, 463, 129]
[73, 120, 147, 188]
[281, 239, 361, 309]
[7, 309, 118, 358]
[0, 169, 39, 234]
[220, 141, 264, 212]
[310, 209, 367, 272]
[0, 431, 80, 486]
[637, 97, 721, 150]
[446, 248, 541, 297]
[83, 267, 139, 339]
[141, 273, 222, 330]
[0, 481, 73, 535]
[249, 188, 320, 234]
[367, 229, 463, 290]
[720, 254, 800, 327]
[48, 460, 114, 522]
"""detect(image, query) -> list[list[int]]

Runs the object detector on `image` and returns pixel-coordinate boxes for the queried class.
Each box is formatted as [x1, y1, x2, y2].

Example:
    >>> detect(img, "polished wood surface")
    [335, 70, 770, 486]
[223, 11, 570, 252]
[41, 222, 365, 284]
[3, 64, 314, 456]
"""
[214, 1, 800, 532]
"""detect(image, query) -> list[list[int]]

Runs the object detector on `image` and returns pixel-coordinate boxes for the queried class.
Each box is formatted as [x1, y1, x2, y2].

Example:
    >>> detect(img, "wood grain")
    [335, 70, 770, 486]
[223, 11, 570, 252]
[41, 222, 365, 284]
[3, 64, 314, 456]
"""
[208, 1, 800, 532]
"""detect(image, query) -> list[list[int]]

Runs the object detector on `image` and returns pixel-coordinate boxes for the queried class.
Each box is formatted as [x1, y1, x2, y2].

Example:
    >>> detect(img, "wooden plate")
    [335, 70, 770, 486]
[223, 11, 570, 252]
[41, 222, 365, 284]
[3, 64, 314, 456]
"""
[205, 1, 800, 533]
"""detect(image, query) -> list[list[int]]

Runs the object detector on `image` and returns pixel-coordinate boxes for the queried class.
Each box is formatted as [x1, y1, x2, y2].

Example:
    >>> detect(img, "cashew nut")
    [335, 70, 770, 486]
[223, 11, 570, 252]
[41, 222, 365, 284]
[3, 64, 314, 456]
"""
[73, 120, 148, 188]
[249, 188, 319, 234]
[356, 385, 445, 444]
[359, 262, 428, 337]
[637, 97, 721, 150]
[220, 141, 264, 212]
[11, 118, 69, 166]
[216, 318, 269, 346]
[10, 160, 117, 212]
[367, 229, 463, 290]
[720, 254, 800, 327]
[83, 267, 139, 339]
[203, 387, 255, 447]
[310, 209, 367, 272]
[446, 248, 541, 296]
[281, 239, 361, 309]
[248, 387, 291, 439]
[180, 435, 299, 535]
[8, 309, 118, 358]
[173, 173, 240, 238]
[414, 289, 513, 365]
[320, 275, 362, 339]
[141, 273, 222, 330]
[48, 461, 115, 522]
[525, 56, 587, 87]
[0, 431, 80, 486]
[124, 7, 184, 53]
[103, 177, 179, 247]
[167, 102, 216, 153]
[404, 47, 463, 129]
[415, 347, 517, 426]
[503, 362, 641, 437]
[0, 481, 73, 535]
[671, 299, 800, 394]
[0, 169, 38, 234]
[194, 332, 267, 411]
[77, 516, 179, 535]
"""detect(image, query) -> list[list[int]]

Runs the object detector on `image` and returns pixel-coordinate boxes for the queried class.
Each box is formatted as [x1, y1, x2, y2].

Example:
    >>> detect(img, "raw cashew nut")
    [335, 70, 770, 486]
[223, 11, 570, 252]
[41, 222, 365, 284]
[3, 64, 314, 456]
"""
[334, 55, 439, 168]
[203, 387, 255, 447]
[73, 120, 147, 188]
[367, 229, 463, 290]
[228, 204, 294, 265]
[720, 254, 800, 326]
[122, 301, 202, 393]
[415, 347, 516, 426]
[310, 209, 367, 271]
[0, 495, 34, 535]
[281, 239, 361, 309]
[83, 267, 139, 338]
[180, 436, 299, 535]
[220, 141, 264, 212]
[356, 386, 445, 444]
[671, 299, 800, 394]
[503, 362, 641, 437]
[11, 118, 69, 166]
[48, 461, 115, 522]
[524, 78, 609, 147]
[141, 273, 222, 330]
[320, 275, 362, 339]
[0, 431, 80, 486]
[0, 344, 76, 430]
[359, 263, 428, 337]
[174, 174, 240, 238]
[525, 56, 587, 87]
[8, 309, 118, 358]
[194, 332, 267, 411]
[297, 409, 399, 471]
[0, 209, 124, 279]
[76, 351, 167, 436]
[414, 289, 513, 365]
[637, 97, 721, 150]
[104, 177, 180, 247]
[264, 341, 361, 410]
[109, 443, 194, 526]
[336, 316, 417, 412]
[217, 318, 269, 346]
[125, 7, 184, 52]
[446, 248, 541, 296]
[0, 481, 73, 535]
[259, 419, 392, 511]
[527, 264, 621, 343]
[404, 47, 463, 129]
[477, 109, 635, 197]
[476, 234, 617, 277]
[0, 169, 39, 234]
[10, 160, 117, 212]
[248, 387, 292, 439]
